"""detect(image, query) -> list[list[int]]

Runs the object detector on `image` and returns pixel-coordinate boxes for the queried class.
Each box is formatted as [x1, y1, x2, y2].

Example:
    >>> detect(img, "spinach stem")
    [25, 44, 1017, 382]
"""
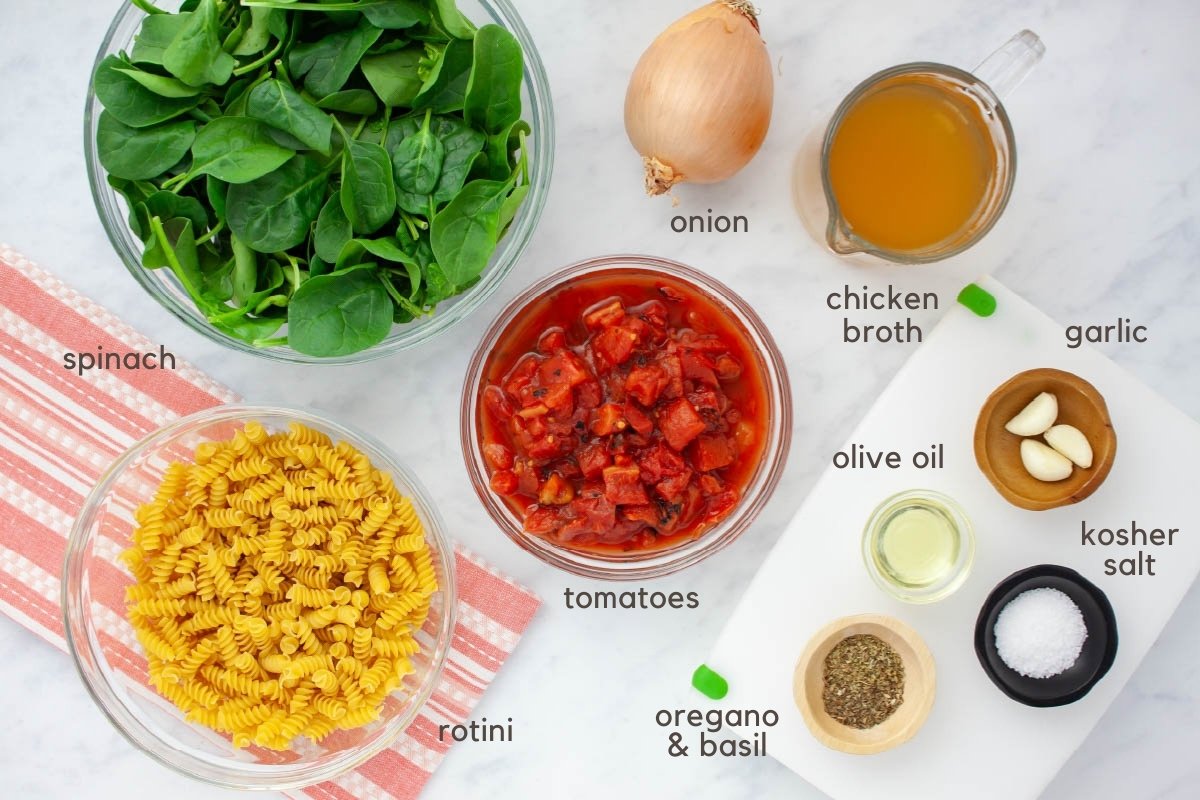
[399, 212, 419, 241]
[352, 116, 368, 140]
[379, 272, 406, 306]
[208, 305, 251, 323]
[195, 220, 225, 245]
[149, 216, 196, 297]
[161, 171, 194, 192]
[253, 336, 289, 348]
[332, 116, 352, 146]
[130, 0, 166, 14]
[232, 32, 285, 76]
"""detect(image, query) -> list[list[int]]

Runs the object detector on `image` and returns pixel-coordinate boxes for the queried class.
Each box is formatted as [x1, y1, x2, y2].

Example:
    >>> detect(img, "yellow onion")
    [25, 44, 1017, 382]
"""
[624, 1, 774, 196]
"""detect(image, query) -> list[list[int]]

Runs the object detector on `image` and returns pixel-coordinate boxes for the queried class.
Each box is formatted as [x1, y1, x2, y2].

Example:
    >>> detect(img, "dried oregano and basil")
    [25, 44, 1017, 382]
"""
[822, 634, 906, 729]
[95, 0, 530, 357]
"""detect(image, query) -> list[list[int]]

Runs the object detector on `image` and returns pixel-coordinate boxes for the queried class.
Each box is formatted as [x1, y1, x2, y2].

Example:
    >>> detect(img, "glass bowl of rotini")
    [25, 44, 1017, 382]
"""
[62, 404, 456, 789]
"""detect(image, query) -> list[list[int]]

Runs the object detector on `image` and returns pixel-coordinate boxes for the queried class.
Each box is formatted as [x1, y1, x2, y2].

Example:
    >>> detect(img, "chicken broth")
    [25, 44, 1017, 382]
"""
[827, 73, 997, 253]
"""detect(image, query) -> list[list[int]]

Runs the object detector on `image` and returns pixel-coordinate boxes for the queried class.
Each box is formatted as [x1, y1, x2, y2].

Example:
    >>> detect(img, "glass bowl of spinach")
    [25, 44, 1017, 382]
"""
[85, 0, 553, 363]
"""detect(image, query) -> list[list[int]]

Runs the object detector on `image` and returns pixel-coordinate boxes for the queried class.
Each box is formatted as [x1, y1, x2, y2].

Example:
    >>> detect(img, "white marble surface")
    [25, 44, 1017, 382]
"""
[0, 0, 1197, 798]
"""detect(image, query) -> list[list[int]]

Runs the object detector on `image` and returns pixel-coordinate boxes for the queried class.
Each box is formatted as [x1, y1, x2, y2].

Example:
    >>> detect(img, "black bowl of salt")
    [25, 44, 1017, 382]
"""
[975, 564, 1118, 707]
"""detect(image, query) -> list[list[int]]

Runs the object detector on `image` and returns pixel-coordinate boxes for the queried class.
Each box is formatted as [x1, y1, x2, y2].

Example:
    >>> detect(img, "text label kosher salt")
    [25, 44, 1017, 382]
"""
[1081, 520, 1180, 577]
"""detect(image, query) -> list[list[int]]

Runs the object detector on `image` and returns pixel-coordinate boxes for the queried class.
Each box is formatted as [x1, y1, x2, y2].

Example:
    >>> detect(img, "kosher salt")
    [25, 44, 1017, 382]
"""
[994, 587, 1088, 679]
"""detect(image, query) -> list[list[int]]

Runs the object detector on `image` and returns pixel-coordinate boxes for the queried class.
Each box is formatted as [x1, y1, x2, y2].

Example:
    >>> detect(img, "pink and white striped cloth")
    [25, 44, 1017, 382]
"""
[0, 243, 540, 800]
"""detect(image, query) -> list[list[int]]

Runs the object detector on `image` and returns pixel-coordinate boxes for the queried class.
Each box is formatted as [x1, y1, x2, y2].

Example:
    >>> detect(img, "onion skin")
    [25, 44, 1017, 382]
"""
[624, 1, 774, 196]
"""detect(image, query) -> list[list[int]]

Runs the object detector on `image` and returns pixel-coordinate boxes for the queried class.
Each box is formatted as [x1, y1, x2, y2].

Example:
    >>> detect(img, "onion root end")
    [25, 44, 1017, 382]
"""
[644, 156, 684, 197]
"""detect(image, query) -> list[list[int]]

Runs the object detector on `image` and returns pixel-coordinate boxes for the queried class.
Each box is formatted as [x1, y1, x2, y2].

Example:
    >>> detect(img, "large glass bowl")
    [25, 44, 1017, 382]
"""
[461, 255, 793, 580]
[62, 405, 456, 789]
[84, 0, 554, 364]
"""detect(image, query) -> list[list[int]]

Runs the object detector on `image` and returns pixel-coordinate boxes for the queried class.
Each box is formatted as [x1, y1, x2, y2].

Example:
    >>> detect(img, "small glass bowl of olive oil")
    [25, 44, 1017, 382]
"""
[862, 490, 975, 604]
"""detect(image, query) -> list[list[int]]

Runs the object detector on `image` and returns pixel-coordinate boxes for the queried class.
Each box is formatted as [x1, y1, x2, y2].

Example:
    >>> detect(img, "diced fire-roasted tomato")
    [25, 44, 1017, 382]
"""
[490, 470, 518, 494]
[602, 465, 649, 506]
[524, 507, 561, 536]
[691, 435, 736, 472]
[636, 442, 687, 483]
[539, 472, 575, 505]
[658, 398, 707, 451]
[584, 299, 625, 330]
[624, 401, 654, 436]
[576, 441, 611, 478]
[538, 328, 567, 353]
[655, 470, 693, 502]
[625, 365, 668, 407]
[591, 403, 626, 436]
[593, 326, 639, 368]
[539, 352, 590, 388]
[483, 443, 514, 470]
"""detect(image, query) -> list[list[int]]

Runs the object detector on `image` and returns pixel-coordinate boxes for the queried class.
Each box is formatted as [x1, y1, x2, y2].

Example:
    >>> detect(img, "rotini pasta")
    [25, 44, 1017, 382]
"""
[122, 422, 438, 751]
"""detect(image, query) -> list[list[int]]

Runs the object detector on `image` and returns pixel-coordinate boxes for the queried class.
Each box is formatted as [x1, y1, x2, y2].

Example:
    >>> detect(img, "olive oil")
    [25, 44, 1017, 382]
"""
[875, 504, 959, 588]
[863, 490, 974, 603]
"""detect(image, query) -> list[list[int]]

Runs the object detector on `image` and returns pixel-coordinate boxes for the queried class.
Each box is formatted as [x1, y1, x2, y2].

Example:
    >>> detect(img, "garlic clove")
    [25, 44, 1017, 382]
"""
[1044, 424, 1094, 469]
[1005, 392, 1058, 436]
[1020, 439, 1074, 482]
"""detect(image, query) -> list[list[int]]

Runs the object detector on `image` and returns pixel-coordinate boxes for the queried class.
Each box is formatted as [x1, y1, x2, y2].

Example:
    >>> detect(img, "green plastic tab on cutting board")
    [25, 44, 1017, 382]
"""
[692, 664, 728, 699]
[958, 283, 997, 317]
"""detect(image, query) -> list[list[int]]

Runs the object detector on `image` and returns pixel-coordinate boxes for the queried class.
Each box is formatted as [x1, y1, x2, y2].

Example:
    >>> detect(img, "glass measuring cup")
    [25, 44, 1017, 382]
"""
[794, 30, 1044, 264]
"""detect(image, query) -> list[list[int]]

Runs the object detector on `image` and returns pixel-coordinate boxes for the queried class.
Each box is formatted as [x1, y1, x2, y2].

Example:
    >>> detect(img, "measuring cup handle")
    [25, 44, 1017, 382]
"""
[973, 29, 1045, 100]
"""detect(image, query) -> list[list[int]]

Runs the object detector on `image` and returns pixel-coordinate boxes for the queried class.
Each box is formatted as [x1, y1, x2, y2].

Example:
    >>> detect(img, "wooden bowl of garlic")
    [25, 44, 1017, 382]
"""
[975, 368, 1117, 511]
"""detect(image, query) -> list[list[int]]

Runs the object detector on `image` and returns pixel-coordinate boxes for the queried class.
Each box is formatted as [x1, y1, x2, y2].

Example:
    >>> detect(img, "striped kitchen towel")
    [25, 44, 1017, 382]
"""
[0, 243, 540, 800]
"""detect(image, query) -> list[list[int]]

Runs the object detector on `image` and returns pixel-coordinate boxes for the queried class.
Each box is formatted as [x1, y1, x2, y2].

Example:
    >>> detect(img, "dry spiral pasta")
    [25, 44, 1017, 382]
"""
[120, 421, 438, 750]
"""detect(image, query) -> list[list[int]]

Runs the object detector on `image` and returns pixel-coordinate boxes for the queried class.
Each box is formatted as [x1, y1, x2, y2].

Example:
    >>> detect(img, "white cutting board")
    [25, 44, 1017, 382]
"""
[707, 276, 1200, 800]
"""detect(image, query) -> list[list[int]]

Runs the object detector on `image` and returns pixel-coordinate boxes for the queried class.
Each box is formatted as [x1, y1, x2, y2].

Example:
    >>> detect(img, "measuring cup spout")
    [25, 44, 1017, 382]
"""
[825, 216, 862, 255]
[973, 29, 1045, 100]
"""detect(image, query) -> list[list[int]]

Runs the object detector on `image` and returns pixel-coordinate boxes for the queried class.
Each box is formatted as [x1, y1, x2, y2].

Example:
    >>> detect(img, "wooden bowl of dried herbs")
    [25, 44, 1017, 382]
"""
[792, 613, 936, 755]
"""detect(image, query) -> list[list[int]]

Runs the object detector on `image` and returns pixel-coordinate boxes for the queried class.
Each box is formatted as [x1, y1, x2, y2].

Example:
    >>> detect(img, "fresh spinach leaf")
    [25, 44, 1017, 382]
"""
[94, 54, 202, 127]
[464, 25, 523, 134]
[421, 258, 455, 306]
[143, 191, 210, 237]
[413, 38, 473, 113]
[246, 79, 333, 154]
[131, 13, 190, 66]
[388, 113, 484, 212]
[363, 1, 428, 29]
[432, 0, 476, 40]
[148, 216, 205, 298]
[287, 268, 393, 356]
[96, 112, 195, 180]
[233, 7, 277, 56]
[316, 89, 379, 116]
[230, 234, 258, 305]
[289, 18, 382, 98]
[201, 253, 236, 304]
[188, 117, 295, 183]
[314, 195, 353, 262]
[206, 175, 228, 219]
[108, 176, 157, 237]
[392, 110, 444, 195]
[360, 46, 425, 107]
[113, 67, 204, 98]
[355, 236, 418, 265]
[163, 0, 236, 87]
[430, 178, 509, 287]
[485, 117, 530, 180]
[498, 183, 529, 232]
[226, 154, 328, 252]
[340, 139, 396, 235]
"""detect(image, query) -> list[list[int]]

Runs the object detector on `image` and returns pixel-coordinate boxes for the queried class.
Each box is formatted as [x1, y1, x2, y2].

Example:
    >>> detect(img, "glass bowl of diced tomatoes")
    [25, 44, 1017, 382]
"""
[460, 255, 792, 579]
